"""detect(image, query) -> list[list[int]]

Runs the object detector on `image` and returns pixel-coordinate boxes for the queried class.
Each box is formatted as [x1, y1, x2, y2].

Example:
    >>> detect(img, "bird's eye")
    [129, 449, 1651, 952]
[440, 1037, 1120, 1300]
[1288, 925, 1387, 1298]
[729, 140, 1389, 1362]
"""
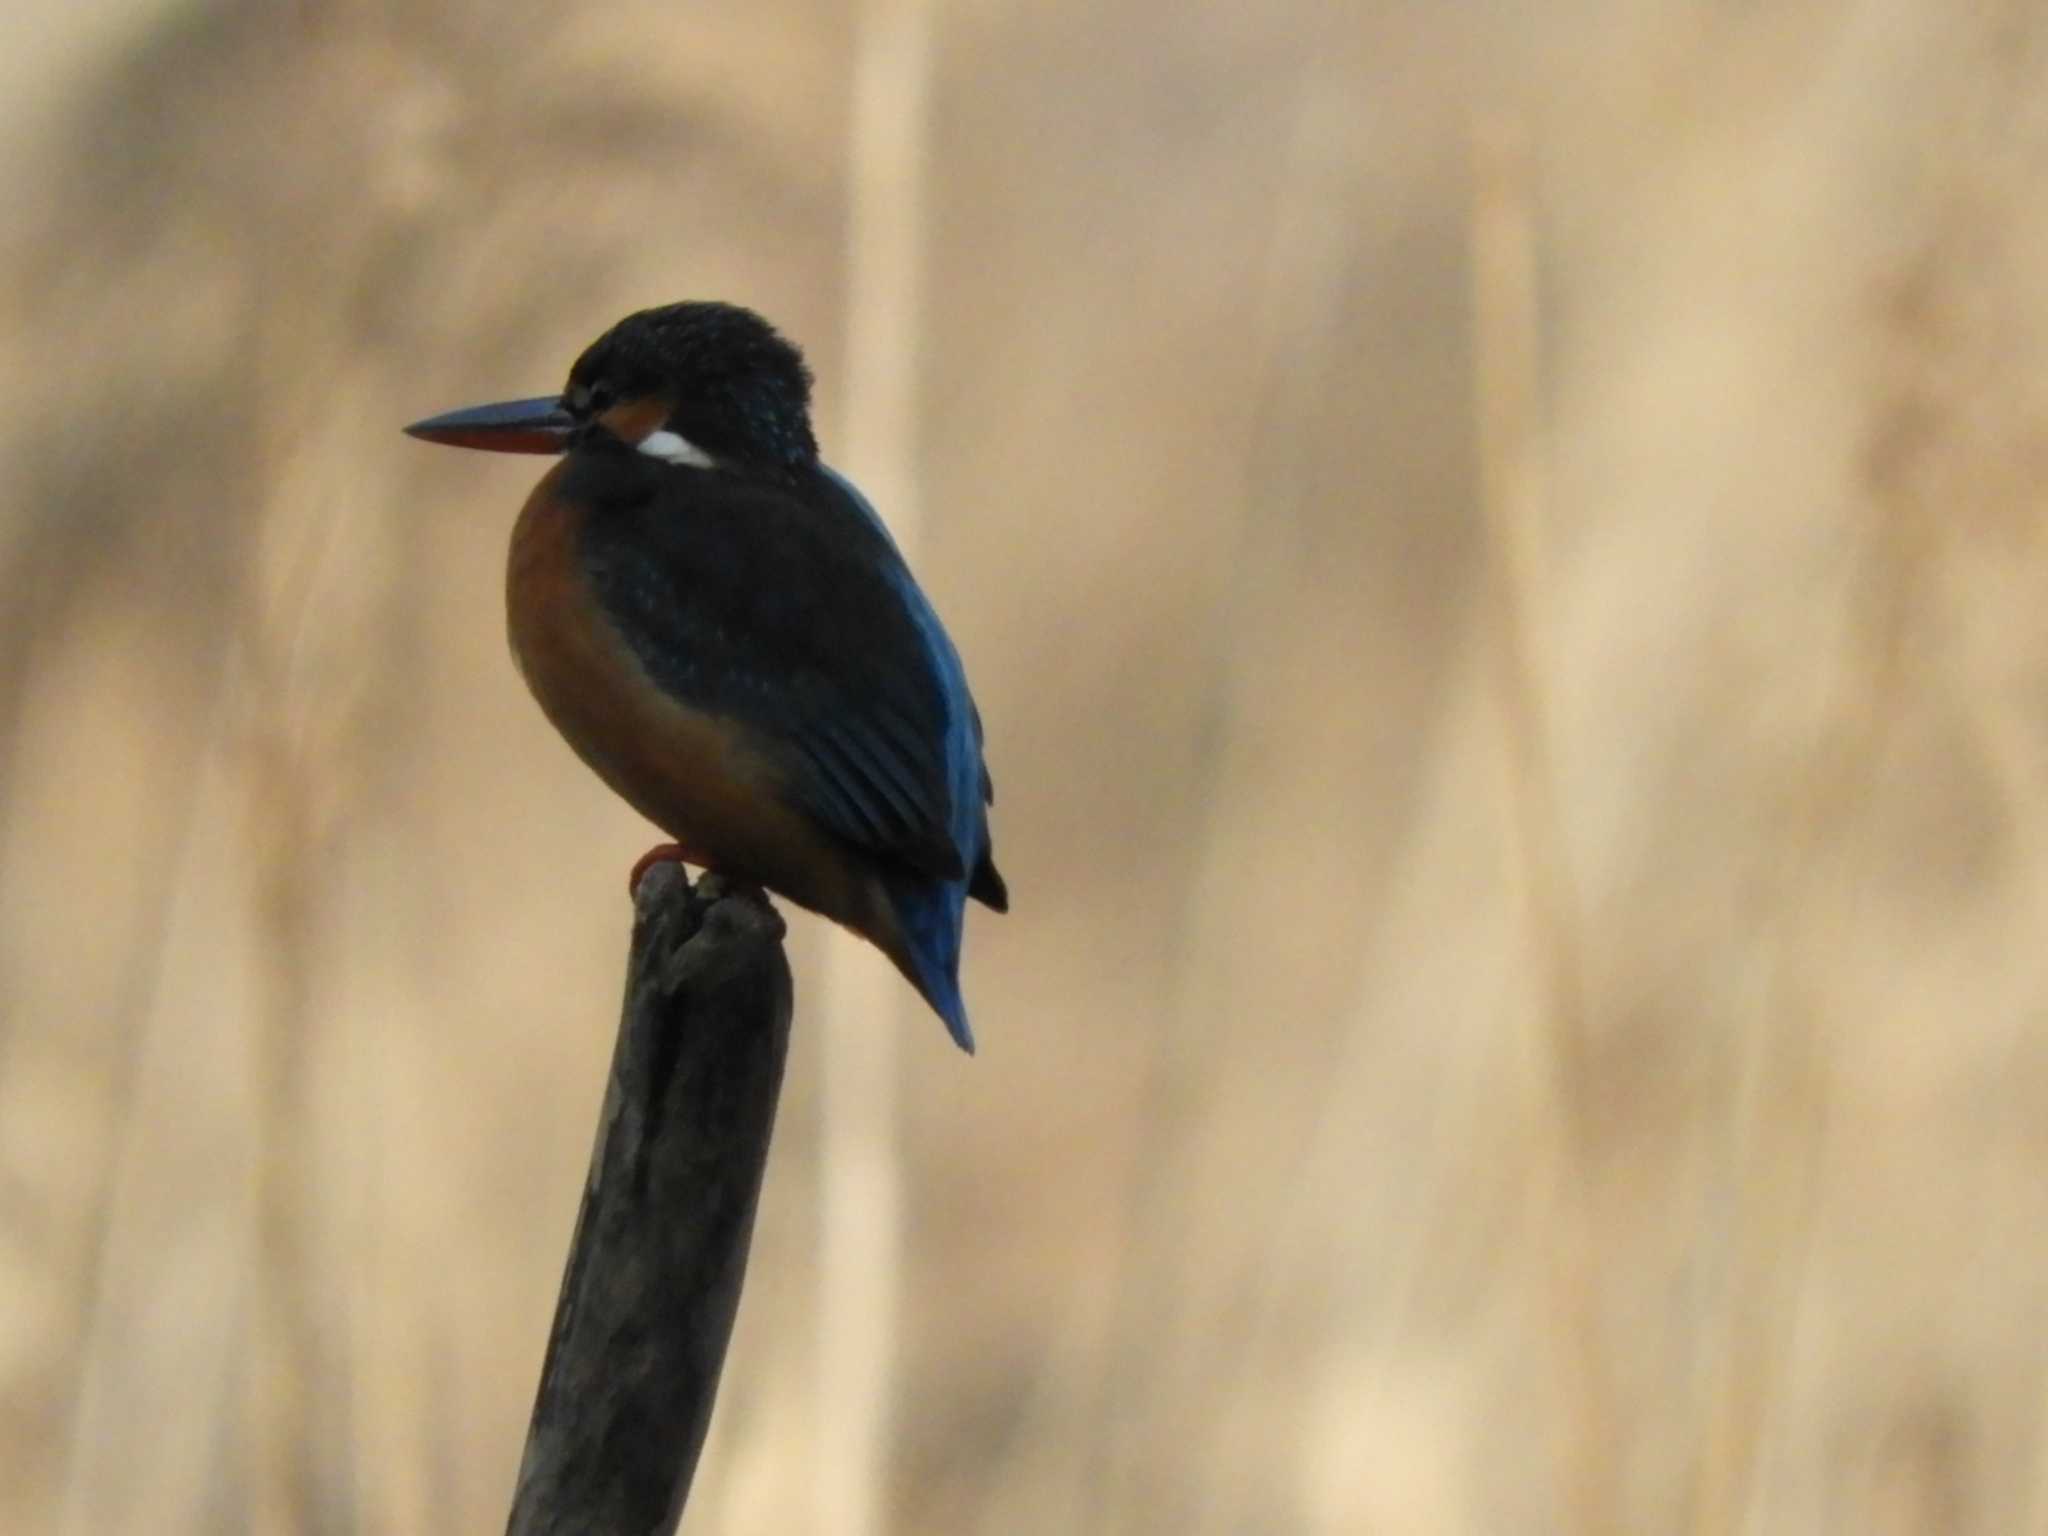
[586, 383, 617, 416]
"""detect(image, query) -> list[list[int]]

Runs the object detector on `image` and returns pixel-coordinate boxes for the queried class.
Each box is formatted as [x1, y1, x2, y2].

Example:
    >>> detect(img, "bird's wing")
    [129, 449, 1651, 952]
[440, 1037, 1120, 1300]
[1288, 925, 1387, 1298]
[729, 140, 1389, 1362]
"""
[972, 700, 995, 806]
[818, 459, 995, 817]
[576, 461, 972, 883]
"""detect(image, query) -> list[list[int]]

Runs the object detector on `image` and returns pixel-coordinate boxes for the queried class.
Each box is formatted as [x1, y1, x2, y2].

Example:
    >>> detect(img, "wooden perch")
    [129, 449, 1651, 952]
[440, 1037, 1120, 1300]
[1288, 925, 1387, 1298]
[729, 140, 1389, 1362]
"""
[505, 865, 795, 1536]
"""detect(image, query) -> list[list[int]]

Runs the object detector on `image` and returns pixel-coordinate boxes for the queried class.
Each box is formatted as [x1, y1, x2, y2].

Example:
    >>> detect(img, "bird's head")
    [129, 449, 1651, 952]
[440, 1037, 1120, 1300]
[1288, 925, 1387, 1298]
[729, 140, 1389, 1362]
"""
[404, 301, 818, 471]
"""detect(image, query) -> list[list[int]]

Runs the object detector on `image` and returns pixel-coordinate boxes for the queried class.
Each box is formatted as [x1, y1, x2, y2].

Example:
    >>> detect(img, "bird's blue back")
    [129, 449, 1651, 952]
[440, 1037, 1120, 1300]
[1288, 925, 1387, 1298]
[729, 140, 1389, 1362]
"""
[818, 464, 988, 1050]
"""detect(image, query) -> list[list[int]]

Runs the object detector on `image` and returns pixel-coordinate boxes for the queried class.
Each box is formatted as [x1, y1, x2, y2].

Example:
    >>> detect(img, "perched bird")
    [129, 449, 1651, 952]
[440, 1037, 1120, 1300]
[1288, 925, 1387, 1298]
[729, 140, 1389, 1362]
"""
[405, 301, 1005, 1051]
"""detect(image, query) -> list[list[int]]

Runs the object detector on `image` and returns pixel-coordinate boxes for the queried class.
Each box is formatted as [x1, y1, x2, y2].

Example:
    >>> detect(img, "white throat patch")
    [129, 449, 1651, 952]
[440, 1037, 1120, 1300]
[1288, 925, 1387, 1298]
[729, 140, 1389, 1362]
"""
[636, 429, 717, 469]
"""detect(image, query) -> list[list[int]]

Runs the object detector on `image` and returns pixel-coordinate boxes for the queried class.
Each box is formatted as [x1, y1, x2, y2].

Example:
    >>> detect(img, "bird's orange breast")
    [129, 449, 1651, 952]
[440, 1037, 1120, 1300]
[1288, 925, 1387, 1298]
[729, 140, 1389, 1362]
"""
[505, 464, 886, 937]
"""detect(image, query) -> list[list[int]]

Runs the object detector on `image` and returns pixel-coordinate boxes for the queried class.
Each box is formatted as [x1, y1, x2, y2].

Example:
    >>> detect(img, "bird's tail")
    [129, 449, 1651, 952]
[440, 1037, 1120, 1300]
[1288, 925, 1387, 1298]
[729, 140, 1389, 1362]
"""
[874, 874, 975, 1053]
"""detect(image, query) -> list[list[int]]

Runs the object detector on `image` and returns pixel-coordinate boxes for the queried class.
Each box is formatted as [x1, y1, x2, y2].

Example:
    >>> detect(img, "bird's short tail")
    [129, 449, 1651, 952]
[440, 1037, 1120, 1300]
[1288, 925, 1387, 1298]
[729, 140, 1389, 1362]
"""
[874, 874, 975, 1053]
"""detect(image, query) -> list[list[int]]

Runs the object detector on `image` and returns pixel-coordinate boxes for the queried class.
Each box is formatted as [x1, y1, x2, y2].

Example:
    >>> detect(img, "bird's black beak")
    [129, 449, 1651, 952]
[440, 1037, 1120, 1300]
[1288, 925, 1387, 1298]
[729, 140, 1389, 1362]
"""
[403, 395, 575, 455]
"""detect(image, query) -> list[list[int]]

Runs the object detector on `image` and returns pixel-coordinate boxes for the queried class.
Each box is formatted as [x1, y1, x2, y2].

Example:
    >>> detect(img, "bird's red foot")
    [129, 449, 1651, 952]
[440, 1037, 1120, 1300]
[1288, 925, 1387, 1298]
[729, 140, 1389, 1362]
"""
[628, 842, 693, 896]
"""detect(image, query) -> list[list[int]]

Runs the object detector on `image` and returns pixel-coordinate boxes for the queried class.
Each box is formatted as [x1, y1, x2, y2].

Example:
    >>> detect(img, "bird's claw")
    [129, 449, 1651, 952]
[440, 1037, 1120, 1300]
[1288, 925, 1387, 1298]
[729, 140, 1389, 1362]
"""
[628, 842, 692, 897]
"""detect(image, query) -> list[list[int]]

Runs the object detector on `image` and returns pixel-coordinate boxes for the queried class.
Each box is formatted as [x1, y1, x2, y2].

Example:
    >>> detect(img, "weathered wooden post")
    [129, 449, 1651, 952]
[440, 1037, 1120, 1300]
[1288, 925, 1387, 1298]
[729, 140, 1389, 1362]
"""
[505, 864, 794, 1536]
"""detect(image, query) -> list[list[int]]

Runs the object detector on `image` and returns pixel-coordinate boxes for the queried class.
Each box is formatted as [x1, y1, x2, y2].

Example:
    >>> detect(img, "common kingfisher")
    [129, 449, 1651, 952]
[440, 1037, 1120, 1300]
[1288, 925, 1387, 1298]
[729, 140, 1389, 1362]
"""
[404, 302, 1006, 1052]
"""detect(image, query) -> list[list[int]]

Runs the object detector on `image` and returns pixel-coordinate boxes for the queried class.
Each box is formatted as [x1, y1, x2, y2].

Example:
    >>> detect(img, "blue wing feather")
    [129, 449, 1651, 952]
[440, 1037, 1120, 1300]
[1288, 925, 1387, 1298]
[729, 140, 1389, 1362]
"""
[815, 463, 990, 869]
[573, 449, 998, 1048]
[814, 465, 995, 1048]
[575, 452, 988, 884]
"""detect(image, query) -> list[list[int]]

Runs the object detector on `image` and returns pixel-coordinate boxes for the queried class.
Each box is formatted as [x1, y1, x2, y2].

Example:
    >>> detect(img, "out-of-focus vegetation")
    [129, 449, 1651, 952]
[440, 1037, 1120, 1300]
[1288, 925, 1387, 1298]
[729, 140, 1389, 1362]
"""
[5, 2, 2048, 1531]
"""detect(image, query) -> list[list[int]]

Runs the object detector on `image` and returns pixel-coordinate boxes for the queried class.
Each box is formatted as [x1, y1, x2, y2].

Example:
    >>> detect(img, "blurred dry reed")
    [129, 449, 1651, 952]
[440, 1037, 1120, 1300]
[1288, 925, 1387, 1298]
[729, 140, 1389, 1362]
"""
[816, 1, 935, 1533]
[1469, 113, 1619, 1536]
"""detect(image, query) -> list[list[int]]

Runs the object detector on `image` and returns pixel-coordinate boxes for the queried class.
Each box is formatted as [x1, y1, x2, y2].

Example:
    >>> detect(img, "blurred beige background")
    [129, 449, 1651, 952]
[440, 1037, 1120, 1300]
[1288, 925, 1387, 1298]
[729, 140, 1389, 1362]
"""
[5, 1, 2048, 1531]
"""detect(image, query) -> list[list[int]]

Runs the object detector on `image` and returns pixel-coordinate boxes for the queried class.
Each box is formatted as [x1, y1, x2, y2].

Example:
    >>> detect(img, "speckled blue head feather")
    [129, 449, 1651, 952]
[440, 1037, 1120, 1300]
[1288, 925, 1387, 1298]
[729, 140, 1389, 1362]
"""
[568, 302, 819, 467]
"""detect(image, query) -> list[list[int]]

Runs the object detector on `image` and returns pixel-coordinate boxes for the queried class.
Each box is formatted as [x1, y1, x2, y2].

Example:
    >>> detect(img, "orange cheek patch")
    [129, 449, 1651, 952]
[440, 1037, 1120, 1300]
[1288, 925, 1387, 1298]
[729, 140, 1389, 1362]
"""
[598, 395, 673, 446]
